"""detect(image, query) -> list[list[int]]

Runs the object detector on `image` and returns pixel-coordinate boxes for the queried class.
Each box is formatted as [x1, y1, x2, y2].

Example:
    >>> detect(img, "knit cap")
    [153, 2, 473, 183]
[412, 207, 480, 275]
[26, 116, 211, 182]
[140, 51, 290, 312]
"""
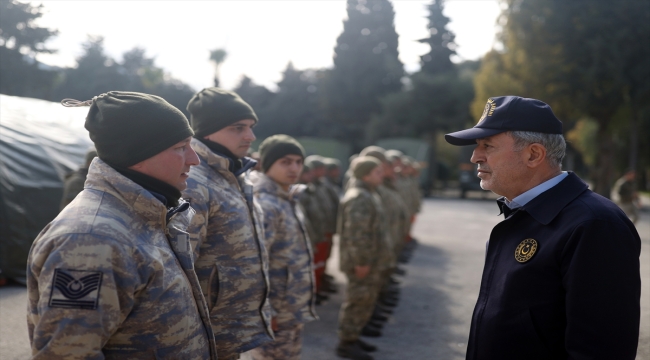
[351, 156, 381, 179]
[305, 155, 325, 169]
[258, 134, 305, 172]
[78, 91, 193, 167]
[360, 145, 387, 163]
[187, 87, 258, 138]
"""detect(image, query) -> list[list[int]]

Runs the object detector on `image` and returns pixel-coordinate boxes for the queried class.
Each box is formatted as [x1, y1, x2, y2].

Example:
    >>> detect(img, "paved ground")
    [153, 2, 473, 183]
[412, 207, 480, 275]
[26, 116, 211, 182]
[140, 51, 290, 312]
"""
[1, 195, 648, 359]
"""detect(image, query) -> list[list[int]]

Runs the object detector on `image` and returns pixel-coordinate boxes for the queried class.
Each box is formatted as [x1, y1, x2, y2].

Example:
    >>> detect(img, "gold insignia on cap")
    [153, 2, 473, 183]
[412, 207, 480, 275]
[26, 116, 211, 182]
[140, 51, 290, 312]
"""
[478, 98, 496, 123]
[515, 238, 538, 263]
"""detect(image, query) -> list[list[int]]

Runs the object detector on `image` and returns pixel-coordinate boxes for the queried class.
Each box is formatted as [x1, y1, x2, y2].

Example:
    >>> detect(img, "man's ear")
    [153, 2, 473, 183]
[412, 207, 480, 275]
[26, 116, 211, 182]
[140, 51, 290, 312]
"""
[526, 143, 547, 168]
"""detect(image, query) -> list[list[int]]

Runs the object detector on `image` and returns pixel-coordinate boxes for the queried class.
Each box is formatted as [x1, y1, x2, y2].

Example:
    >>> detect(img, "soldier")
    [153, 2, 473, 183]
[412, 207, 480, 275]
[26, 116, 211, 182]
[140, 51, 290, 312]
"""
[183, 88, 273, 359]
[358, 147, 409, 333]
[248, 135, 318, 359]
[323, 157, 343, 189]
[27, 92, 217, 359]
[336, 156, 388, 360]
[304, 155, 337, 300]
[59, 147, 97, 210]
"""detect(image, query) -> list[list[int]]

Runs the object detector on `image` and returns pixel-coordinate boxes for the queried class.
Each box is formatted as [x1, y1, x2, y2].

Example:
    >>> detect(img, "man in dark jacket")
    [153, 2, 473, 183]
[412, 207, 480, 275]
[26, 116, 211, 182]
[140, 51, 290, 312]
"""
[445, 96, 641, 360]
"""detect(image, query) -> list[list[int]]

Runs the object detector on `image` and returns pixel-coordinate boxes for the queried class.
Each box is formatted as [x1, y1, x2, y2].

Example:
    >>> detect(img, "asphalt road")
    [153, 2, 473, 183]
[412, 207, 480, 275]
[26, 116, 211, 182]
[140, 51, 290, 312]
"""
[1, 196, 648, 360]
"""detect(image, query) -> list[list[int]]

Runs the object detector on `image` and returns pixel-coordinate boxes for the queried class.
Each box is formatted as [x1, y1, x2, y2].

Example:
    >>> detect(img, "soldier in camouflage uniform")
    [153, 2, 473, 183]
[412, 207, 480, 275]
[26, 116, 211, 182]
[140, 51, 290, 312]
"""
[184, 88, 273, 359]
[304, 155, 337, 300]
[336, 156, 389, 360]
[59, 147, 97, 210]
[27, 92, 217, 359]
[247, 135, 318, 360]
[358, 147, 408, 330]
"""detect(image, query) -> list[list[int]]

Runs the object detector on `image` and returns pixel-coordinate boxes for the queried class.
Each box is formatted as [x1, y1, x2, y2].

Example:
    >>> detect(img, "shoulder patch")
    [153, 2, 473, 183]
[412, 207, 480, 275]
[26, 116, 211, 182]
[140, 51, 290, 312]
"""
[49, 269, 103, 310]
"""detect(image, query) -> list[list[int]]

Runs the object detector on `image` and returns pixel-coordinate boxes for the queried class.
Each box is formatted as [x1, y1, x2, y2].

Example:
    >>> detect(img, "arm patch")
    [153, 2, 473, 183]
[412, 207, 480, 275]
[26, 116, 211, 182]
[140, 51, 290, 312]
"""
[49, 269, 103, 310]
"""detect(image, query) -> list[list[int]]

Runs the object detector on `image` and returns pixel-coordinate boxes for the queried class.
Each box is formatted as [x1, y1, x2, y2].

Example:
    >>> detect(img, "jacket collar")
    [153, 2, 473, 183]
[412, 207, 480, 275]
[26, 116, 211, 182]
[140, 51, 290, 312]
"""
[254, 173, 292, 201]
[191, 138, 257, 177]
[497, 172, 588, 225]
[85, 158, 168, 225]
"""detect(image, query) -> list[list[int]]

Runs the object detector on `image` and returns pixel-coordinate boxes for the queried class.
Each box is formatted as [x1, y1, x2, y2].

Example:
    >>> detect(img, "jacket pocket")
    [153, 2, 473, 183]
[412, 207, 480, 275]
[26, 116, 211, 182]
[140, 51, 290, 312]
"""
[207, 264, 219, 312]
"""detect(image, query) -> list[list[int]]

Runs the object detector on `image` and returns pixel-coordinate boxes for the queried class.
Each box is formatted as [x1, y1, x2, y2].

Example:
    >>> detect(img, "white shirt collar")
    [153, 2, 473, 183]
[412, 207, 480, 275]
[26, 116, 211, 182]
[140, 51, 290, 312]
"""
[505, 171, 568, 209]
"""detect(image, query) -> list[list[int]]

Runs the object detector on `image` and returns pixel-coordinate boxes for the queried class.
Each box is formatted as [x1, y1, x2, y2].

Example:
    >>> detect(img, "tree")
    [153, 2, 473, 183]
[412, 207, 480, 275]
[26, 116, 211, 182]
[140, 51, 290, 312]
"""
[53, 38, 195, 114]
[209, 48, 227, 87]
[326, 0, 404, 150]
[419, 0, 456, 75]
[260, 63, 328, 138]
[0, 0, 58, 98]
[472, 0, 650, 196]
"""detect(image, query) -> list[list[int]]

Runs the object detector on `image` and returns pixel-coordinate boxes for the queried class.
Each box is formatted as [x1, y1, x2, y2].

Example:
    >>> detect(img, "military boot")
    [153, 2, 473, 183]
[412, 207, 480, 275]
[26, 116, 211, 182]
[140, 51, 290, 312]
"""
[336, 340, 374, 360]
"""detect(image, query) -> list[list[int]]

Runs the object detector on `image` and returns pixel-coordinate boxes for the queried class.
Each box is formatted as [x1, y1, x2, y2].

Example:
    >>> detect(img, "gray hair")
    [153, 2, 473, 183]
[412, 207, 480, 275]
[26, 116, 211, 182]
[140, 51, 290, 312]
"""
[508, 131, 566, 168]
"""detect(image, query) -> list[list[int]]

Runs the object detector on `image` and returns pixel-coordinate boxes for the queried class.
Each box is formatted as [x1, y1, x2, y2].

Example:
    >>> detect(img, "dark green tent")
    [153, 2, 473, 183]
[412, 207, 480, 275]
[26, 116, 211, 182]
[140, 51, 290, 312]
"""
[0, 95, 91, 283]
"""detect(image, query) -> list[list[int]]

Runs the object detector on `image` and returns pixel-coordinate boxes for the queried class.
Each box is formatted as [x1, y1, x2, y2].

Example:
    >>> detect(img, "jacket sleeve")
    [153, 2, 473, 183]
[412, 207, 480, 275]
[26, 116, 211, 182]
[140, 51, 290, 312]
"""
[562, 218, 641, 359]
[341, 196, 376, 268]
[260, 202, 289, 317]
[27, 234, 140, 359]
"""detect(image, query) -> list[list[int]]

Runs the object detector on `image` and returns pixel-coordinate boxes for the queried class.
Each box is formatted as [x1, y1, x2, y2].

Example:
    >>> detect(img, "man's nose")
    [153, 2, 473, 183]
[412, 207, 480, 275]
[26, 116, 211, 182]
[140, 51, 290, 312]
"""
[187, 145, 200, 166]
[470, 146, 483, 164]
[244, 128, 256, 142]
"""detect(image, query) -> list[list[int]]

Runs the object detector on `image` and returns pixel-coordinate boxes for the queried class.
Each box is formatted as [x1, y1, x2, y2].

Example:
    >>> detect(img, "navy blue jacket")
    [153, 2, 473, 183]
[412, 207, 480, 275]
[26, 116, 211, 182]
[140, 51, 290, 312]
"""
[466, 172, 640, 360]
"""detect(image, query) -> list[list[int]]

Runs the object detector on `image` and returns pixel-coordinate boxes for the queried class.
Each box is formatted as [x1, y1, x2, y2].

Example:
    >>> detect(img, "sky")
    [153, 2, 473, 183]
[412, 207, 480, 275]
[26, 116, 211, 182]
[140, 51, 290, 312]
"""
[31, 0, 502, 91]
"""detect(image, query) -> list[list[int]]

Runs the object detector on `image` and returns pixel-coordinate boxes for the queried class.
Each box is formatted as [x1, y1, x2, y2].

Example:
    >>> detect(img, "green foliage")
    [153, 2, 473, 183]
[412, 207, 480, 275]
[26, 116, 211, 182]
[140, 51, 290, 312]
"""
[473, 0, 650, 195]
[52, 36, 195, 115]
[326, 0, 404, 150]
[0, 0, 58, 98]
[419, 0, 456, 75]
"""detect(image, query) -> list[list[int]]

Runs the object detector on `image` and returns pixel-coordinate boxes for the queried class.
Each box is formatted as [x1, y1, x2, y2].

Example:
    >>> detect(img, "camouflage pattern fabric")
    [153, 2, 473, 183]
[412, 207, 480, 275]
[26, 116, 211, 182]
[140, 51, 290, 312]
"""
[376, 180, 409, 265]
[245, 323, 306, 360]
[253, 174, 317, 326]
[338, 273, 381, 342]
[313, 177, 338, 236]
[27, 158, 217, 360]
[183, 138, 273, 358]
[59, 167, 88, 210]
[297, 183, 326, 246]
[337, 179, 390, 277]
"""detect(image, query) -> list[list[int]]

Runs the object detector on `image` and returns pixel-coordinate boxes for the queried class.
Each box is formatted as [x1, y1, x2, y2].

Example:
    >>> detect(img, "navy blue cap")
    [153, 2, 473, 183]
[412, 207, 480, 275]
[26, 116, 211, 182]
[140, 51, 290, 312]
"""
[445, 96, 563, 146]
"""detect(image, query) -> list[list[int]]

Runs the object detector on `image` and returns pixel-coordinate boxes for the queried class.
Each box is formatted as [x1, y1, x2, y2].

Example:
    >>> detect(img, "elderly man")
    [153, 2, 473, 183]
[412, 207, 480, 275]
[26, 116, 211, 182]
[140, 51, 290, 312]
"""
[445, 96, 641, 360]
[27, 92, 217, 359]
[183, 88, 273, 359]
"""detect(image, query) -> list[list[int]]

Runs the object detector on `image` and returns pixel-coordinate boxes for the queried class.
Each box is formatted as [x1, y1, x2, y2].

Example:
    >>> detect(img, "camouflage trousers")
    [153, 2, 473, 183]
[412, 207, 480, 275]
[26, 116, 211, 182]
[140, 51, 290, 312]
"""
[244, 323, 305, 360]
[338, 272, 381, 341]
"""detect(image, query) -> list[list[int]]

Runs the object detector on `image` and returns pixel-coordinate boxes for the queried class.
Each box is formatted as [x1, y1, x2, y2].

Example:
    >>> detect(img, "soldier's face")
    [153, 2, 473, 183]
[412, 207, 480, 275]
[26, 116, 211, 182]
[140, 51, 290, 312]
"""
[129, 136, 199, 191]
[266, 154, 304, 191]
[471, 133, 528, 200]
[363, 165, 384, 187]
[204, 119, 256, 158]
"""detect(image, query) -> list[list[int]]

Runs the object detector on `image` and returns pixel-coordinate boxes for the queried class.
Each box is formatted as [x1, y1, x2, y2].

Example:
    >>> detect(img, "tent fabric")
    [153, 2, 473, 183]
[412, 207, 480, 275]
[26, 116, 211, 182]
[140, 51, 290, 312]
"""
[0, 95, 91, 282]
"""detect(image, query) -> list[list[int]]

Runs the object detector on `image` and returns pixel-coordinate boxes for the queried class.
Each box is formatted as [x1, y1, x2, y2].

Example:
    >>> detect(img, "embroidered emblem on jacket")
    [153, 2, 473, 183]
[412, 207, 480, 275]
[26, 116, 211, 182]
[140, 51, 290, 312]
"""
[514, 238, 538, 263]
[49, 269, 103, 309]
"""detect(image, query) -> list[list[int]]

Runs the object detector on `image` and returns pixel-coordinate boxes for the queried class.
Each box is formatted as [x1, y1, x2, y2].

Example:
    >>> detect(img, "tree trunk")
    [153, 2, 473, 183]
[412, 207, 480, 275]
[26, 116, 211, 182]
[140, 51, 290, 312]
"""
[426, 131, 438, 196]
[592, 121, 616, 197]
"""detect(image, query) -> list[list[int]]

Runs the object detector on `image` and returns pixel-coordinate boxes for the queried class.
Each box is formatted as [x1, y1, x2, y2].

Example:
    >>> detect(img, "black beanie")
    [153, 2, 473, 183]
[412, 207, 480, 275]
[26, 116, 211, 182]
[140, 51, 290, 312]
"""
[83, 91, 194, 167]
[187, 87, 258, 138]
[258, 134, 305, 172]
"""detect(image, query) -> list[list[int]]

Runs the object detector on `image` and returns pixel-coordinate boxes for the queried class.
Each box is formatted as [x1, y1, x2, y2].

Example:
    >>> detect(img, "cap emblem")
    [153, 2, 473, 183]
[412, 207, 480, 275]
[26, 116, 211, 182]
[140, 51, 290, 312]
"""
[478, 98, 497, 124]
[515, 238, 538, 263]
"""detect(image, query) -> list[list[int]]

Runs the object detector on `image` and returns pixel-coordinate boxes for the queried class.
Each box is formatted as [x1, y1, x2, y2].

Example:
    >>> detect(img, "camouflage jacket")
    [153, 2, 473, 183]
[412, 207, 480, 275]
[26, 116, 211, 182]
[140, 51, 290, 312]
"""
[313, 178, 338, 236]
[337, 179, 390, 276]
[297, 183, 327, 245]
[377, 180, 409, 264]
[59, 167, 88, 210]
[396, 176, 415, 217]
[182, 138, 273, 357]
[27, 158, 217, 360]
[253, 174, 318, 327]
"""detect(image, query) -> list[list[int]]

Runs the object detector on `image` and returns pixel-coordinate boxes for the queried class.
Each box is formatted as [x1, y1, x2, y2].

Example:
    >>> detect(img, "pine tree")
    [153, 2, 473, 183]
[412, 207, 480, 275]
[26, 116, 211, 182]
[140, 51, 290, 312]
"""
[326, 0, 404, 150]
[0, 0, 58, 98]
[419, 0, 456, 75]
